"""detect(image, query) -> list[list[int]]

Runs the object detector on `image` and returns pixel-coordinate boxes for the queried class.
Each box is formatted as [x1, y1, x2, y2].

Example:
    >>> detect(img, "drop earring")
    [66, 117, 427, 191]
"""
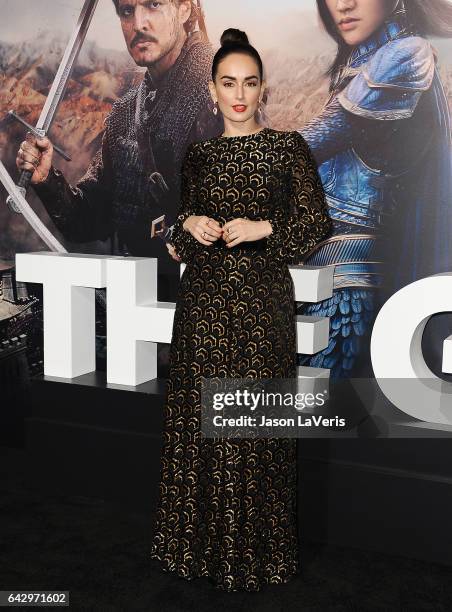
[213, 101, 218, 115]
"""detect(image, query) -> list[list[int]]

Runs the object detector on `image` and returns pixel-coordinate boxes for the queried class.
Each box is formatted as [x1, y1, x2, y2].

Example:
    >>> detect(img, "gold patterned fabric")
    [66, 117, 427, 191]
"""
[150, 127, 331, 591]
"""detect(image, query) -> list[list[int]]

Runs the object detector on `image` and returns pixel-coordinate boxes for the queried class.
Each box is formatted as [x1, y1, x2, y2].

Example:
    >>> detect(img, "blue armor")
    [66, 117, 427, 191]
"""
[297, 17, 452, 378]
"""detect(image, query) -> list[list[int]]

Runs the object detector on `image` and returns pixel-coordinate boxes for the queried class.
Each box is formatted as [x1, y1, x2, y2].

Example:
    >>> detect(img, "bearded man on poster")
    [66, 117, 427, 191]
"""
[16, 0, 223, 304]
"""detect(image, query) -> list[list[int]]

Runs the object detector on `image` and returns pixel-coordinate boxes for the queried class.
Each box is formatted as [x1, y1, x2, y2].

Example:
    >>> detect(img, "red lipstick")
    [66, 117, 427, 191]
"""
[232, 105, 247, 112]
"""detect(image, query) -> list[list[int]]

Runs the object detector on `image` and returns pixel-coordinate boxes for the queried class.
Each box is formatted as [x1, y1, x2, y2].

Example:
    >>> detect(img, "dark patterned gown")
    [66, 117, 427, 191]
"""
[150, 127, 331, 591]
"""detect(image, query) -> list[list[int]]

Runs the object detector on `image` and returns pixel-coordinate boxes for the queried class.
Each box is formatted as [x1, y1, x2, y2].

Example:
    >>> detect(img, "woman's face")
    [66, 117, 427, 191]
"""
[325, 0, 396, 46]
[209, 52, 264, 126]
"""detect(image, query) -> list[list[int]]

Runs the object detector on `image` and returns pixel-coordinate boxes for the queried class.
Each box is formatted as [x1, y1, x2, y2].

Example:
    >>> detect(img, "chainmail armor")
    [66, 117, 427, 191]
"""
[34, 31, 223, 262]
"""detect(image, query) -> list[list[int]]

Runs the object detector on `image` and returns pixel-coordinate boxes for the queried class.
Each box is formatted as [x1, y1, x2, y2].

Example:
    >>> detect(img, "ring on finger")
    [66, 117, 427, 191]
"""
[202, 231, 206, 239]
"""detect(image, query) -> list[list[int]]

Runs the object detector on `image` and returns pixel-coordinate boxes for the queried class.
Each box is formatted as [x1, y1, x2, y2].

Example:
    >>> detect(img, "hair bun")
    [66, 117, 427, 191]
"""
[220, 28, 249, 47]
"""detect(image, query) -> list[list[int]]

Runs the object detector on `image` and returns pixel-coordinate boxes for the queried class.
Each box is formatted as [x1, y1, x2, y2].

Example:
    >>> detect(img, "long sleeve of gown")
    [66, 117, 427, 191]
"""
[265, 131, 332, 265]
[170, 142, 203, 263]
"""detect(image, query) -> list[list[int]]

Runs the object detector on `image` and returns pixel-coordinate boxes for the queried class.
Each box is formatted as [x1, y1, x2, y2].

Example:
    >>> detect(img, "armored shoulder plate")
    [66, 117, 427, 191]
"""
[338, 36, 435, 119]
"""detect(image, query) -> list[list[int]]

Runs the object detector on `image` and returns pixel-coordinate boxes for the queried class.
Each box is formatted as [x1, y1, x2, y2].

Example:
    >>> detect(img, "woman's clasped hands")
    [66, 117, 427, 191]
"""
[167, 215, 272, 262]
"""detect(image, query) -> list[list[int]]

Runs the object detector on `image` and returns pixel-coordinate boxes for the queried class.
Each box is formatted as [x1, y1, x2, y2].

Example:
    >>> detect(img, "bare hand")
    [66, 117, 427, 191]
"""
[183, 215, 223, 246]
[16, 132, 54, 184]
[222, 218, 272, 248]
[166, 242, 181, 262]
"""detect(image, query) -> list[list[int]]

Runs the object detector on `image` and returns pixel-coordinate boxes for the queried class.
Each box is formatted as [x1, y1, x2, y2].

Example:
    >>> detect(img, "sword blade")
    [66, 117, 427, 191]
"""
[5, 0, 99, 213]
[37, 0, 99, 133]
[1, 161, 107, 310]
[0, 160, 67, 253]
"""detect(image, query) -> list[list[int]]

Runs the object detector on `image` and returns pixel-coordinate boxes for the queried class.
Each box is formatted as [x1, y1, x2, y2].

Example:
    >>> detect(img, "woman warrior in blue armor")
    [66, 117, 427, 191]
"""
[297, 0, 452, 379]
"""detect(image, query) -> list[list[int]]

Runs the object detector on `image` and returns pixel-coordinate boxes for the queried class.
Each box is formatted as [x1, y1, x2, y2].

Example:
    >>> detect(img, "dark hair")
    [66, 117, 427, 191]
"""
[211, 28, 263, 81]
[111, 0, 199, 35]
[317, 0, 452, 81]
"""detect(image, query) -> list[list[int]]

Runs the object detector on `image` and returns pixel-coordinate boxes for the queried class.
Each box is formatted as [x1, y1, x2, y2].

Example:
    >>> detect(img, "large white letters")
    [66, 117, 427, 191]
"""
[106, 257, 174, 385]
[16, 252, 452, 424]
[15, 252, 106, 378]
[15, 252, 333, 386]
[371, 273, 452, 425]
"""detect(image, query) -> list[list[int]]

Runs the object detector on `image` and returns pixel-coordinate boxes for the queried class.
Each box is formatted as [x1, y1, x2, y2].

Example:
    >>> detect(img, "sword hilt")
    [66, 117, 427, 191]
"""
[7, 111, 72, 161]
[6, 170, 33, 214]
[6, 194, 21, 213]
[18, 169, 34, 191]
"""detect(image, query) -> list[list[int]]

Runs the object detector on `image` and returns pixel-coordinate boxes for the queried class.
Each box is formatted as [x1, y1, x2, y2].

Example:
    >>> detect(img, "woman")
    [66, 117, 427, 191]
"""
[297, 0, 452, 379]
[150, 28, 331, 591]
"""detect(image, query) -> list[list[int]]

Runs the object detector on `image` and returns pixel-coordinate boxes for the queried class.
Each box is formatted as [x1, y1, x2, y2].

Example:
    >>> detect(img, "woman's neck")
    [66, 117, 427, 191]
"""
[221, 118, 263, 138]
